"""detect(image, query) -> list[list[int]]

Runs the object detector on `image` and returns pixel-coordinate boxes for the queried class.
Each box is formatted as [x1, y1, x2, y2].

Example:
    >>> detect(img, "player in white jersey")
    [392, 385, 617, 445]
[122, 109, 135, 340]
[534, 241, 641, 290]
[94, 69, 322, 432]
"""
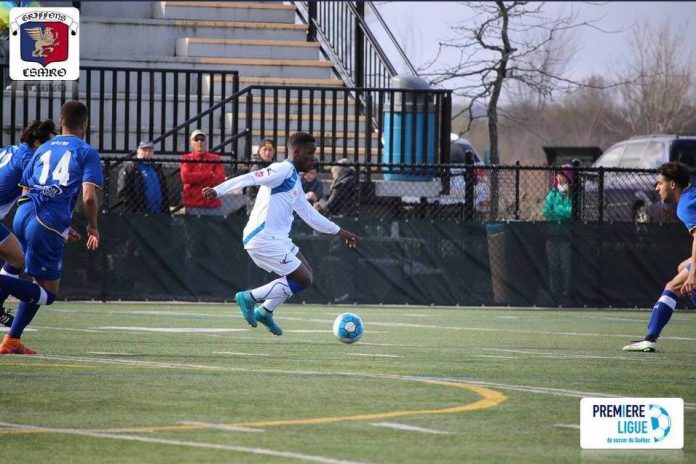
[203, 132, 358, 335]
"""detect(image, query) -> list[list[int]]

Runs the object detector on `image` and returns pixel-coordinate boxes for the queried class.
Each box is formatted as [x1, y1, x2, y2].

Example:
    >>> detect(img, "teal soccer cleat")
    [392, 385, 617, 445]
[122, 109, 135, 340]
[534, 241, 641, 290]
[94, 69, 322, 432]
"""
[235, 291, 257, 328]
[254, 307, 283, 336]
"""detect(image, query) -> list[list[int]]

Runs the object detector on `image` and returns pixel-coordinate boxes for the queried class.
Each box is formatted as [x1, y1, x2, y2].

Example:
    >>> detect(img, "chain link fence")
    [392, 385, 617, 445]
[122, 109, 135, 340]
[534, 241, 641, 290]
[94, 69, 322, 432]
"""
[99, 158, 674, 225]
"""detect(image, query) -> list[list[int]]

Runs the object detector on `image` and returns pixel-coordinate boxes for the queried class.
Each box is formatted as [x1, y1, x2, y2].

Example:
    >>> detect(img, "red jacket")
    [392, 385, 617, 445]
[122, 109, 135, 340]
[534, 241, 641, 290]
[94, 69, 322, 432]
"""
[180, 151, 226, 208]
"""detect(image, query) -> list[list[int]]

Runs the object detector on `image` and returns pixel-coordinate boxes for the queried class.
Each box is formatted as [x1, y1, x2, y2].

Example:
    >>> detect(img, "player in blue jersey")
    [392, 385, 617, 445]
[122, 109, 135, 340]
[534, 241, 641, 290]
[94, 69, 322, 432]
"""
[0, 101, 102, 355]
[0, 119, 57, 328]
[624, 162, 696, 352]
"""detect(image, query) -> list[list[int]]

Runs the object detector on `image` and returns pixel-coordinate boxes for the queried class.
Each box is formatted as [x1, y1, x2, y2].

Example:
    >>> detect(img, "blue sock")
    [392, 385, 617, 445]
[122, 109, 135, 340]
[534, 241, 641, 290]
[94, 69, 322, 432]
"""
[646, 290, 677, 341]
[691, 293, 696, 308]
[0, 275, 55, 305]
[8, 301, 40, 338]
[286, 276, 306, 293]
[0, 263, 22, 307]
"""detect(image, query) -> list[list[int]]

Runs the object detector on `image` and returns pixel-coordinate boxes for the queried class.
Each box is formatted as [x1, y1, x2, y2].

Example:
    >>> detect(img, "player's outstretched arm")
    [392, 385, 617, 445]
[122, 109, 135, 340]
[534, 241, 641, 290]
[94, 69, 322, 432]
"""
[337, 228, 359, 248]
[203, 165, 288, 200]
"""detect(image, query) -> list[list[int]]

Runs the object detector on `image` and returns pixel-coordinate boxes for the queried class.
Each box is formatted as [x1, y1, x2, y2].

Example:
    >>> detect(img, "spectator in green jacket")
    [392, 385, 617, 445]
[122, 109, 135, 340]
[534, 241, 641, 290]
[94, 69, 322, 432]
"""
[543, 165, 574, 303]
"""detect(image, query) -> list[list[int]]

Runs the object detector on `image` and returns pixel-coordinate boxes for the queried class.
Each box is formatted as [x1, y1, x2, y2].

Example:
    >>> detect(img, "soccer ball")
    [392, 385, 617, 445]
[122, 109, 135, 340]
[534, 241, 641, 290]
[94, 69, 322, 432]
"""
[649, 404, 671, 442]
[333, 312, 364, 344]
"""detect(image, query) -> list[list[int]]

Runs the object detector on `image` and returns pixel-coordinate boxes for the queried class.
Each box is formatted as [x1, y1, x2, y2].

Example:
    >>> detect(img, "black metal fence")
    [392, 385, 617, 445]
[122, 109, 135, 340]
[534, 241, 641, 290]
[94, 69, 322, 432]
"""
[100, 158, 672, 225]
[0, 65, 240, 156]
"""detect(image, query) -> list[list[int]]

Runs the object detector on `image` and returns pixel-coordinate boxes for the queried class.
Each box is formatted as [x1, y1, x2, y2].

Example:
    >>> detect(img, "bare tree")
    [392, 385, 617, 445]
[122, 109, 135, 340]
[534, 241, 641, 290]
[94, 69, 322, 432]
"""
[423, 1, 604, 164]
[610, 20, 696, 134]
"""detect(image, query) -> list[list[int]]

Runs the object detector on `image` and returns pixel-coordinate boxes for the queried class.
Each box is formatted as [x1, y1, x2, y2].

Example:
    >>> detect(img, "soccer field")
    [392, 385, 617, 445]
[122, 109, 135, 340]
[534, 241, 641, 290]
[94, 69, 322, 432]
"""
[1, 302, 694, 463]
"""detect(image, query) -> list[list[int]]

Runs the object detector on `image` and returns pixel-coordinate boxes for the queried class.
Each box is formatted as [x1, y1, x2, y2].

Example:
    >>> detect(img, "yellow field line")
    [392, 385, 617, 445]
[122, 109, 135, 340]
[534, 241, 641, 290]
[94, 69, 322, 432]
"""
[0, 359, 507, 435]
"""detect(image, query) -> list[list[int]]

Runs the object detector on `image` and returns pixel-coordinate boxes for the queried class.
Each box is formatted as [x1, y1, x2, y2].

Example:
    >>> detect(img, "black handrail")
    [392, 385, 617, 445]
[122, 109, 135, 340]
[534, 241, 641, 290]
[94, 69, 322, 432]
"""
[294, 1, 415, 89]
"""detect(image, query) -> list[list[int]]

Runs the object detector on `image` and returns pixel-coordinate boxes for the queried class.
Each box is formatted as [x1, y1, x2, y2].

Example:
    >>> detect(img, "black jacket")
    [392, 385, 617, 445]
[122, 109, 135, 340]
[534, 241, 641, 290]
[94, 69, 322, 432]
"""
[117, 160, 170, 213]
[325, 169, 358, 216]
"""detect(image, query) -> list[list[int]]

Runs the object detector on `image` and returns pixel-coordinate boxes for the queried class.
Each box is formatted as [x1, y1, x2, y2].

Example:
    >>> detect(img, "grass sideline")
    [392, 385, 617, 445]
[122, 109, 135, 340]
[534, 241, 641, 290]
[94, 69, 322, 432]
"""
[0, 302, 694, 463]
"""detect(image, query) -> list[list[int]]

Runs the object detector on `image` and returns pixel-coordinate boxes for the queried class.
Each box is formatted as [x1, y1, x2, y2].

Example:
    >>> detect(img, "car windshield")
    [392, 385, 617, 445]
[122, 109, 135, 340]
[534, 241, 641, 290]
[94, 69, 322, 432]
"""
[594, 144, 624, 167]
[618, 142, 648, 168]
[643, 142, 665, 169]
[670, 140, 696, 168]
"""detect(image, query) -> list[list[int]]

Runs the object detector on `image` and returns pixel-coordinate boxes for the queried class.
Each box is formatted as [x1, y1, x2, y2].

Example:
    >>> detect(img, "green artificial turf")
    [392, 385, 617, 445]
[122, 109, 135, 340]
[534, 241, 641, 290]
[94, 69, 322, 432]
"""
[0, 302, 693, 463]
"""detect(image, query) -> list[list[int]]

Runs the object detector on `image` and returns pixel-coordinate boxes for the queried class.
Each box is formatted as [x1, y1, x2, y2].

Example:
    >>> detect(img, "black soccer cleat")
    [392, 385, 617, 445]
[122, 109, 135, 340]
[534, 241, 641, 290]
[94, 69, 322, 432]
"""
[0, 307, 14, 328]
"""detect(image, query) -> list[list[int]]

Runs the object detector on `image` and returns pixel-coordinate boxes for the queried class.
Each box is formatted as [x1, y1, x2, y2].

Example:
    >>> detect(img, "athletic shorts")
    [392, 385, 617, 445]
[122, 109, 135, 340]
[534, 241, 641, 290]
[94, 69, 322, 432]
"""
[246, 239, 301, 276]
[13, 202, 65, 280]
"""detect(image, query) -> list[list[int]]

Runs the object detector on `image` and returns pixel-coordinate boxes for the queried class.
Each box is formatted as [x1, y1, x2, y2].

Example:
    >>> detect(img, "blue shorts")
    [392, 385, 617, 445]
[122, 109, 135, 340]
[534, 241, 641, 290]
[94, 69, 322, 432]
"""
[0, 222, 11, 244]
[13, 202, 64, 280]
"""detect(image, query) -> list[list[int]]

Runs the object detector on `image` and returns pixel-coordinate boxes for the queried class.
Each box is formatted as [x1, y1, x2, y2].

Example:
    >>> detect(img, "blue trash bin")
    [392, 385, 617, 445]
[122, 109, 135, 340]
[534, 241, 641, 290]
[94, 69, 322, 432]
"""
[383, 76, 437, 181]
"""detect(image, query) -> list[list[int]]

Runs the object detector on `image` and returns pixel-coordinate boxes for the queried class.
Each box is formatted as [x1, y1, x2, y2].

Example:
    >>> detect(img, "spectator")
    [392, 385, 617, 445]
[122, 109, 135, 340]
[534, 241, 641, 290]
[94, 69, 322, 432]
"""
[180, 129, 225, 215]
[542, 164, 574, 302]
[245, 138, 276, 214]
[315, 158, 358, 216]
[117, 140, 169, 214]
[450, 134, 480, 164]
[300, 163, 324, 206]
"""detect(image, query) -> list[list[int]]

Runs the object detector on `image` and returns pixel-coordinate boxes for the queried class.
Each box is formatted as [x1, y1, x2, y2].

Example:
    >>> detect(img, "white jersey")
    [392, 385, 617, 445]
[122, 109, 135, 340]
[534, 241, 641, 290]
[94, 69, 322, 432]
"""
[213, 159, 340, 249]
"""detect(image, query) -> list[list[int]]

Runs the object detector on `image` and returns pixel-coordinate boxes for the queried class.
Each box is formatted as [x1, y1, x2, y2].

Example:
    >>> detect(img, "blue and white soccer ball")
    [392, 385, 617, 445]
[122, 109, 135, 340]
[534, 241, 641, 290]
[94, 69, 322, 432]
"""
[333, 312, 364, 344]
[649, 404, 671, 442]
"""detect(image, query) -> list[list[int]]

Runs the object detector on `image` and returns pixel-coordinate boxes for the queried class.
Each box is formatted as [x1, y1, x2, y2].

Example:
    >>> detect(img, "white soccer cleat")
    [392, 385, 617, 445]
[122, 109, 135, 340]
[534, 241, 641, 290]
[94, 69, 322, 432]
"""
[622, 339, 657, 352]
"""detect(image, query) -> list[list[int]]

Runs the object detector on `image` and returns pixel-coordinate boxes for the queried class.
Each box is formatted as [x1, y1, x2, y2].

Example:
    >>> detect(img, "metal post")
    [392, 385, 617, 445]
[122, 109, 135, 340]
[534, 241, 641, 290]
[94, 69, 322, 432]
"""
[598, 166, 605, 223]
[464, 151, 475, 221]
[308, 1, 318, 42]
[245, 92, 253, 160]
[354, 1, 365, 88]
[514, 161, 521, 220]
[571, 159, 581, 221]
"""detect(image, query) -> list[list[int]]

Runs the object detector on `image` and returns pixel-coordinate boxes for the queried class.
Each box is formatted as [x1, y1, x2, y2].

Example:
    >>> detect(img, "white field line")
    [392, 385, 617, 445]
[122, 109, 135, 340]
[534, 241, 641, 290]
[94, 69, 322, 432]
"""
[345, 353, 401, 358]
[494, 316, 521, 319]
[370, 422, 454, 435]
[21, 354, 696, 412]
[554, 424, 580, 429]
[417, 376, 696, 411]
[0, 421, 362, 464]
[285, 330, 332, 333]
[178, 421, 264, 432]
[278, 317, 696, 341]
[41, 307, 696, 341]
[43, 354, 696, 409]
[471, 355, 518, 359]
[586, 316, 649, 323]
[482, 348, 661, 362]
[95, 327, 248, 333]
[0, 328, 36, 332]
[86, 352, 137, 356]
[213, 351, 270, 357]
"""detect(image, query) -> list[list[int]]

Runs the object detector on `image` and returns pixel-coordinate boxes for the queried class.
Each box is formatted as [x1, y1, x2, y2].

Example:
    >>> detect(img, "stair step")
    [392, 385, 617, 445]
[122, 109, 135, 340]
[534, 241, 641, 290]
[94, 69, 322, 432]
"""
[81, 56, 333, 79]
[155, 1, 296, 23]
[177, 38, 320, 60]
[240, 76, 343, 87]
[196, 57, 332, 68]
[204, 75, 344, 94]
[81, 17, 308, 59]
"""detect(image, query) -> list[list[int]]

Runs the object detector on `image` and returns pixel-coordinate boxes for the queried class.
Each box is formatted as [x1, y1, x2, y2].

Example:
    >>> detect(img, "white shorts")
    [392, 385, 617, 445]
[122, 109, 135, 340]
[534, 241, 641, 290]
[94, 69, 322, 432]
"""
[246, 240, 301, 276]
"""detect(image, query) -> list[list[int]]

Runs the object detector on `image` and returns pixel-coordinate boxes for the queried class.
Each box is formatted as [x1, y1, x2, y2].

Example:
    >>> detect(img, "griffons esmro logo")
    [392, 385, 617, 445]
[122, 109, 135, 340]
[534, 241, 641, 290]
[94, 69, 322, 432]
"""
[9, 7, 79, 80]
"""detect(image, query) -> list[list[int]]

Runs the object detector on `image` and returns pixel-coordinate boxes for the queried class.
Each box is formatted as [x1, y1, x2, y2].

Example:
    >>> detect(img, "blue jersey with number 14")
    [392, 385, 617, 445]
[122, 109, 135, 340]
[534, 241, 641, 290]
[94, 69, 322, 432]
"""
[21, 135, 103, 236]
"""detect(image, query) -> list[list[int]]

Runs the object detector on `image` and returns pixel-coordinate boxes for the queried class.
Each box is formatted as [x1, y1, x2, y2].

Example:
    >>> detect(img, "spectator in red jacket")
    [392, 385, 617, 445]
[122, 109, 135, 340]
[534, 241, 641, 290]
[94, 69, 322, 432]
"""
[180, 129, 226, 215]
